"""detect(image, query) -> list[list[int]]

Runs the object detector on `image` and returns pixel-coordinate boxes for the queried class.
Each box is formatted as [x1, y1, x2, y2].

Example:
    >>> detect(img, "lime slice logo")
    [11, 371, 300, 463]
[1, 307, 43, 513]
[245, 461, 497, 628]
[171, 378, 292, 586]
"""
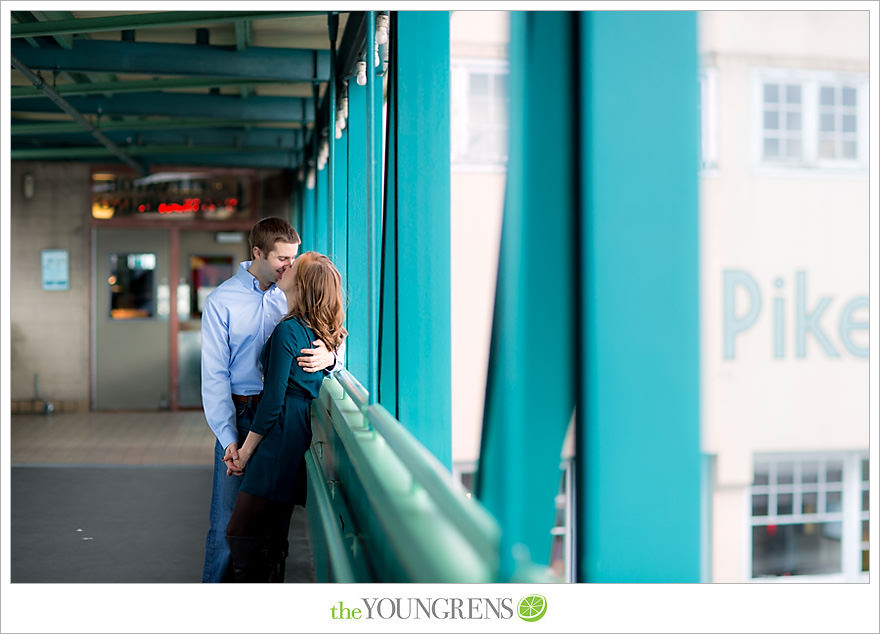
[517, 594, 547, 622]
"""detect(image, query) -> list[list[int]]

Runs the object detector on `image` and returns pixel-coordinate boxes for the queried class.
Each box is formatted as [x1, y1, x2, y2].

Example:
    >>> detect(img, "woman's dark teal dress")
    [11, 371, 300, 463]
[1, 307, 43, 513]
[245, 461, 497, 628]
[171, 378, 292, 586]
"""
[240, 316, 324, 503]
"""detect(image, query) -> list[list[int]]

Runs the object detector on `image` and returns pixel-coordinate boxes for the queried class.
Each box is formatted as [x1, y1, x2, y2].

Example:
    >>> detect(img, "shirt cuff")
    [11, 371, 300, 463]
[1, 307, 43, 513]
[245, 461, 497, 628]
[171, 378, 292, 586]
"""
[324, 352, 339, 375]
[219, 428, 239, 452]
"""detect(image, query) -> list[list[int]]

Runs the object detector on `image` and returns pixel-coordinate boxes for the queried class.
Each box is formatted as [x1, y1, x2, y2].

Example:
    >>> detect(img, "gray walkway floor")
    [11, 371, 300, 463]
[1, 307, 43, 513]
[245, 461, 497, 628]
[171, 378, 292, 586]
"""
[10, 411, 315, 583]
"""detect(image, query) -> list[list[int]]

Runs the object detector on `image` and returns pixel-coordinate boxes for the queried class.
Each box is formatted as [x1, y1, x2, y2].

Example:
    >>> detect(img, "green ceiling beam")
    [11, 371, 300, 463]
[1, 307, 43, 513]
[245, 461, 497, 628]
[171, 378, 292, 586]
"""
[12, 77, 286, 99]
[11, 11, 325, 38]
[12, 39, 329, 82]
[12, 118, 302, 135]
[30, 11, 74, 48]
[235, 20, 253, 99]
[14, 91, 310, 120]
[11, 11, 48, 48]
[15, 10, 119, 88]
[12, 143, 296, 160]
[11, 53, 145, 173]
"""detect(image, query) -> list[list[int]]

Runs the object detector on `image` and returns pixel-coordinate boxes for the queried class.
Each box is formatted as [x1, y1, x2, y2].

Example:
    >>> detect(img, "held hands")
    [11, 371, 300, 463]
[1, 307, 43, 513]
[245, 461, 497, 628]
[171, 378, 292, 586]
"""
[297, 339, 334, 373]
[223, 442, 251, 476]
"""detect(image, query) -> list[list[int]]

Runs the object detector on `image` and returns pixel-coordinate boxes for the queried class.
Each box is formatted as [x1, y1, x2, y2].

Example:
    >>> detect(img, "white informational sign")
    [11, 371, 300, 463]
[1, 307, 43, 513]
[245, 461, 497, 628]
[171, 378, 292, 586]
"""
[41, 249, 69, 291]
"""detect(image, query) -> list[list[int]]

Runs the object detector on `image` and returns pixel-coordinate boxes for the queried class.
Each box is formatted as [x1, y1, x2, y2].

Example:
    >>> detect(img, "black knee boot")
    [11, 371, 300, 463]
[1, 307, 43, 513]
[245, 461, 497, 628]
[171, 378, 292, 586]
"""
[268, 538, 289, 583]
[226, 535, 273, 582]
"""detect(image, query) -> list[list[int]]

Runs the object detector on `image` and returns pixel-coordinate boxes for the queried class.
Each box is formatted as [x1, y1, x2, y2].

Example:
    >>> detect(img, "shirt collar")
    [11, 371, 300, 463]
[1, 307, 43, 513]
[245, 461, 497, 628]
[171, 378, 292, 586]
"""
[236, 260, 277, 293]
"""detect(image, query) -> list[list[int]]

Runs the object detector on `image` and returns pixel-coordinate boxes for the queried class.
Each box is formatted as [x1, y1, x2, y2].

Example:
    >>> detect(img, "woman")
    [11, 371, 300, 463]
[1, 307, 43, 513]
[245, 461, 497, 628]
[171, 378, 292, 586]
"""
[224, 251, 347, 582]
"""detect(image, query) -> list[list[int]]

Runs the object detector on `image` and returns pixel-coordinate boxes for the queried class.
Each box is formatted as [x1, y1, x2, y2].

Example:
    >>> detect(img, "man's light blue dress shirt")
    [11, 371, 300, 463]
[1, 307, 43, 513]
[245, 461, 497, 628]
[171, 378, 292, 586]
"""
[200, 262, 289, 451]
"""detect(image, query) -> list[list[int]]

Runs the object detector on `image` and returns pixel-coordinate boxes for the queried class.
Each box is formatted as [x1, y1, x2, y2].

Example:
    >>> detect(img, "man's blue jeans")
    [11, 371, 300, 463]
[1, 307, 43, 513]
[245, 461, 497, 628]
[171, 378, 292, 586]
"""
[201, 403, 253, 583]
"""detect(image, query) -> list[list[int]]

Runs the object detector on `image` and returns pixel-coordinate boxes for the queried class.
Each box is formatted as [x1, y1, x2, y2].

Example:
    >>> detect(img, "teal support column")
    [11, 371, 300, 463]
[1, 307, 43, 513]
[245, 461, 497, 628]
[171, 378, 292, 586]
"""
[379, 29, 398, 417]
[315, 161, 328, 252]
[302, 170, 315, 246]
[345, 80, 369, 381]
[328, 12, 338, 258]
[578, 11, 701, 581]
[332, 125, 348, 284]
[475, 11, 577, 580]
[392, 11, 451, 467]
[311, 84, 321, 248]
[289, 168, 302, 233]
[366, 10, 380, 402]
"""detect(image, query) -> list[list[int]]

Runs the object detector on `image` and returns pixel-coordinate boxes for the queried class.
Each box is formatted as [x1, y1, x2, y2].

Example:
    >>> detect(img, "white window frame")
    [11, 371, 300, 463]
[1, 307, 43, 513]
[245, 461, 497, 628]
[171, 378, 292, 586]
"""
[751, 68, 868, 176]
[699, 66, 720, 174]
[748, 451, 869, 582]
[549, 457, 576, 583]
[450, 57, 510, 173]
[452, 460, 477, 495]
[817, 82, 861, 163]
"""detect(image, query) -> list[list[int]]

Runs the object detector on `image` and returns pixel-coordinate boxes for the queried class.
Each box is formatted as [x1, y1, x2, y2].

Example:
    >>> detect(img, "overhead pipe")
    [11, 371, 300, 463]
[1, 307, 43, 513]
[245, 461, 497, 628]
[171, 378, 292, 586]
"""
[10, 54, 145, 174]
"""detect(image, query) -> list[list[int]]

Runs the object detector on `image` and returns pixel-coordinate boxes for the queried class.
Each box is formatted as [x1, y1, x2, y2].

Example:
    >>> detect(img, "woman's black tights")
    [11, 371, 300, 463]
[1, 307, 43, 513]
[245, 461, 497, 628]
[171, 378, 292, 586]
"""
[226, 492, 295, 582]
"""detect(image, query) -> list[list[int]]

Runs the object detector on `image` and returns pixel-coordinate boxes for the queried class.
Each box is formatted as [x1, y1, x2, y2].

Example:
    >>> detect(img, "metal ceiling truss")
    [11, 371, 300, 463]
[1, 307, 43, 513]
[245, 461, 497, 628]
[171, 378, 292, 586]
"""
[10, 40, 330, 81]
[9, 10, 372, 171]
[10, 11, 321, 38]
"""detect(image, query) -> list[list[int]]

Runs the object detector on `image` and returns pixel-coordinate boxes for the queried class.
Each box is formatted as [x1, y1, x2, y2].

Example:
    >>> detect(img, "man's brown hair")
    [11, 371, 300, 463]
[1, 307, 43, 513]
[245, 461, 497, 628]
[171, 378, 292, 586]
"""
[247, 217, 301, 259]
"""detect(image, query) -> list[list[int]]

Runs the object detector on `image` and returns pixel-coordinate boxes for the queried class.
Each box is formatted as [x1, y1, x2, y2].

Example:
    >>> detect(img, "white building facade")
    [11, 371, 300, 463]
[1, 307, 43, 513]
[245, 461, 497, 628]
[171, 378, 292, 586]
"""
[699, 10, 870, 582]
[447, 10, 870, 583]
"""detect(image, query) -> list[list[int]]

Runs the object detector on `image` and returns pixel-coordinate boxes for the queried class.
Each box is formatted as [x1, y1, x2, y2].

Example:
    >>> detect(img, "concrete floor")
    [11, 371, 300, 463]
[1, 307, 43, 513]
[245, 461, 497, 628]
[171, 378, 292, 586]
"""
[10, 410, 315, 583]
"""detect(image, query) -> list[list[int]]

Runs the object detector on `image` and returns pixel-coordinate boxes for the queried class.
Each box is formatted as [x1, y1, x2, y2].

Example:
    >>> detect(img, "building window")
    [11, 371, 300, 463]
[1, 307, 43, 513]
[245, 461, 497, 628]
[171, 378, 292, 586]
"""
[108, 253, 156, 320]
[750, 452, 868, 581]
[549, 458, 575, 582]
[699, 67, 719, 171]
[818, 83, 859, 160]
[753, 69, 867, 171]
[761, 82, 803, 163]
[451, 59, 510, 170]
[453, 458, 574, 582]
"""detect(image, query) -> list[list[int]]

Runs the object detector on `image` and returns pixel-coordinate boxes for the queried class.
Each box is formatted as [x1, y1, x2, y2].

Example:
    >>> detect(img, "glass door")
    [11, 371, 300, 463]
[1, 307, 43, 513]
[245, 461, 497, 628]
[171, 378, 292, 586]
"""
[176, 231, 247, 408]
[94, 228, 170, 409]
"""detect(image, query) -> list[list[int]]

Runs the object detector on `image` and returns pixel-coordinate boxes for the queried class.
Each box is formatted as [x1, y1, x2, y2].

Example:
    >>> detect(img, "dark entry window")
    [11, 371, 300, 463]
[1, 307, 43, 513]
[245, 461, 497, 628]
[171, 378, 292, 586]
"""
[190, 255, 235, 318]
[109, 253, 156, 319]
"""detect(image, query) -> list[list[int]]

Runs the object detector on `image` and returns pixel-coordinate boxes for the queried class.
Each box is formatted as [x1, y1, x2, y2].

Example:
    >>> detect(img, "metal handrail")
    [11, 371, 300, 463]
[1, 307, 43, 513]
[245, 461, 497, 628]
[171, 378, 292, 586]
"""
[333, 368, 501, 562]
[314, 385, 490, 581]
[304, 448, 356, 583]
[335, 368, 369, 409]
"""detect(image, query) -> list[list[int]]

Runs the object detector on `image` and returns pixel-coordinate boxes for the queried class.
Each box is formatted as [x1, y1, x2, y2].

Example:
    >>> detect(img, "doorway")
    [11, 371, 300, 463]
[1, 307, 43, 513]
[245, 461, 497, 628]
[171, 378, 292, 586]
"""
[176, 232, 245, 407]
[93, 228, 247, 410]
[94, 228, 170, 409]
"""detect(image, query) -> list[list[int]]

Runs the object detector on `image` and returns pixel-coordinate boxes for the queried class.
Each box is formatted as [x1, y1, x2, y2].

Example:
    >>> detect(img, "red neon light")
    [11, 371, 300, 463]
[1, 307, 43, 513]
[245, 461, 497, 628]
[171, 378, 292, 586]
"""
[157, 198, 202, 214]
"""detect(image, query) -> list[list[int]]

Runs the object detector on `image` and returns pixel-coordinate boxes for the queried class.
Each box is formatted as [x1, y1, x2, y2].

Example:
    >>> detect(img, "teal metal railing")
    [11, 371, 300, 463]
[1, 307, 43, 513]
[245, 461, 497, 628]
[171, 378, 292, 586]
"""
[304, 369, 502, 582]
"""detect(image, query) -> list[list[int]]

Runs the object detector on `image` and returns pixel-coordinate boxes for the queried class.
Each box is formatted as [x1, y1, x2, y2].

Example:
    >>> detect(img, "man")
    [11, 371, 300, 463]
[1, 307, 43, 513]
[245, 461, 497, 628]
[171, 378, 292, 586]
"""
[200, 216, 341, 583]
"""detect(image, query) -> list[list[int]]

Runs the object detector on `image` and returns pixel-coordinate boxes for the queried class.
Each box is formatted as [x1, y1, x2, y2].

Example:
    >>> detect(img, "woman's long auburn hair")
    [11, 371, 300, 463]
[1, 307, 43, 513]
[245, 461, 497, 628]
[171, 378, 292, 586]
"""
[284, 251, 347, 351]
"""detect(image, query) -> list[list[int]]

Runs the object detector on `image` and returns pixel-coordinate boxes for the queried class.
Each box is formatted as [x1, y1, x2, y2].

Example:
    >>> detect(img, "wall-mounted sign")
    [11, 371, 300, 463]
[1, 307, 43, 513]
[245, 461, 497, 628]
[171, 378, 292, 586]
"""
[41, 249, 69, 291]
[90, 170, 254, 221]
